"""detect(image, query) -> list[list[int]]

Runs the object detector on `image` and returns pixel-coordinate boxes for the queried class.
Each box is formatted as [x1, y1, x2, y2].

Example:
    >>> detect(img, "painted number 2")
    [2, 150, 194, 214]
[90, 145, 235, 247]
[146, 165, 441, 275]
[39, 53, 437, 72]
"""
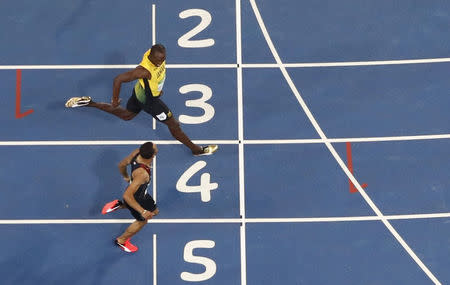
[178, 9, 215, 48]
[176, 161, 218, 202]
[179, 84, 215, 124]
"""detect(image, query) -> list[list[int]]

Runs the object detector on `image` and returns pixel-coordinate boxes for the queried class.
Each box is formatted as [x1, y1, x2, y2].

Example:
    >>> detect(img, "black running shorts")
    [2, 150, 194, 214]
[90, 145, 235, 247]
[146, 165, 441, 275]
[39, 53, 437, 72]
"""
[126, 90, 172, 122]
[124, 195, 157, 221]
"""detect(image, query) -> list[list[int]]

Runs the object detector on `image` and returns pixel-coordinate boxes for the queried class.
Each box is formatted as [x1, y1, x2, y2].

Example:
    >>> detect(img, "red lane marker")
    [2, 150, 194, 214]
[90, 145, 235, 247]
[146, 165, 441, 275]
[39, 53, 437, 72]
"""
[346, 142, 368, 193]
[15, 69, 34, 119]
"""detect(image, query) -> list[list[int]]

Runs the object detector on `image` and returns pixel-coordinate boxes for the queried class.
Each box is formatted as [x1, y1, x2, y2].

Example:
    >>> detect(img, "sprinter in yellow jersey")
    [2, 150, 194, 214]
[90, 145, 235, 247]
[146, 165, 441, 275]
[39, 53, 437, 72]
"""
[65, 44, 217, 156]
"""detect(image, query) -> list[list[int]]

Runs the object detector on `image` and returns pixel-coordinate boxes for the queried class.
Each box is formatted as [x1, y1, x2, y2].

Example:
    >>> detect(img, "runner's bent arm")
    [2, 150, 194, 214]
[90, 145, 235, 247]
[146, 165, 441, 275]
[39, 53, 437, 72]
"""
[112, 66, 151, 107]
[118, 148, 140, 182]
[122, 168, 150, 215]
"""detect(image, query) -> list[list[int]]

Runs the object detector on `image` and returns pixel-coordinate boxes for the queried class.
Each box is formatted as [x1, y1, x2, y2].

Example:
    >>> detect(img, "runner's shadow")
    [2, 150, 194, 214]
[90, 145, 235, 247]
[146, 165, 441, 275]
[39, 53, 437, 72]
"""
[72, 52, 152, 129]
[77, 51, 127, 99]
[89, 148, 125, 216]
[44, 52, 126, 115]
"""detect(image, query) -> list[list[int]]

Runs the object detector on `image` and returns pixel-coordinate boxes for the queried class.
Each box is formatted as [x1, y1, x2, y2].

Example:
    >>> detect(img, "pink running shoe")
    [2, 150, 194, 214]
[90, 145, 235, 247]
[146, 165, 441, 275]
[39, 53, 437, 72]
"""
[101, 200, 122, 214]
[115, 238, 138, 253]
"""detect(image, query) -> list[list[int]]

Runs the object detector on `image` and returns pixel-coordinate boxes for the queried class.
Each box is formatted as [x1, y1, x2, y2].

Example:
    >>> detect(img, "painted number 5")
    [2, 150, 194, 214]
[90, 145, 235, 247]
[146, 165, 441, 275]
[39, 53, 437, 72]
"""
[178, 9, 215, 48]
[180, 240, 216, 282]
[176, 161, 218, 202]
[179, 84, 215, 124]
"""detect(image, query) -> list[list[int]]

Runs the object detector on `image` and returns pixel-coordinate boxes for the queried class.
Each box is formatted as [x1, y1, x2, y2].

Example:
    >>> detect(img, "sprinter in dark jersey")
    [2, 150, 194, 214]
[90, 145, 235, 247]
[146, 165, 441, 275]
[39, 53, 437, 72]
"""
[101, 142, 158, 253]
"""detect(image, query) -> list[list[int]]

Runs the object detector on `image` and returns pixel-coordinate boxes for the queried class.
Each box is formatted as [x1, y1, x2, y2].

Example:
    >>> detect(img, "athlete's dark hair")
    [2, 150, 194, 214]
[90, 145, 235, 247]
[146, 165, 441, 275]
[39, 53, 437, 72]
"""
[140, 142, 155, 159]
[150, 44, 166, 55]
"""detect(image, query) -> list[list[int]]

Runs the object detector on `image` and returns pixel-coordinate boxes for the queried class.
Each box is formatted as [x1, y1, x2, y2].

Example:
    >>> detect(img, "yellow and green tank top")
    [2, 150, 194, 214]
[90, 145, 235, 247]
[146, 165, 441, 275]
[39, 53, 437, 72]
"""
[134, 49, 166, 103]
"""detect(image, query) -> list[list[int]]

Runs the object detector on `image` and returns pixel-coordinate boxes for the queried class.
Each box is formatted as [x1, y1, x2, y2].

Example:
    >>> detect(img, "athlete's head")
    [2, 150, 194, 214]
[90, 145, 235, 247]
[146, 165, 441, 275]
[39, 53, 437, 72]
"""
[140, 142, 158, 159]
[149, 44, 166, 67]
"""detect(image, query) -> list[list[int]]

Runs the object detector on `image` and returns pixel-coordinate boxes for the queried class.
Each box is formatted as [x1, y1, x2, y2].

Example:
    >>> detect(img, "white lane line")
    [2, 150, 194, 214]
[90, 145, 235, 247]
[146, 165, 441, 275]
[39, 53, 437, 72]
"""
[153, 156, 157, 203]
[245, 134, 450, 144]
[152, 4, 156, 45]
[2, 57, 450, 70]
[166, 64, 237, 68]
[153, 234, 157, 285]
[248, 0, 442, 284]
[0, 134, 449, 146]
[249, 212, 450, 222]
[236, 1, 247, 285]
[0, 65, 138, 70]
[0, 140, 239, 146]
[152, 4, 157, 130]
[242, 57, 450, 68]
[0, 64, 237, 70]
[0, 218, 241, 224]
[1, 212, 449, 224]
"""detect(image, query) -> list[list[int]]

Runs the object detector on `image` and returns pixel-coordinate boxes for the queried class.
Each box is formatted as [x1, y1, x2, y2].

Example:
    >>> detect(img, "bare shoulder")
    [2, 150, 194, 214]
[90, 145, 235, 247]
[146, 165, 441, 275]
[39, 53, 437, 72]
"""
[135, 66, 151, 78]
[115, 67, 149, 82]
[132, 167, 150, 183]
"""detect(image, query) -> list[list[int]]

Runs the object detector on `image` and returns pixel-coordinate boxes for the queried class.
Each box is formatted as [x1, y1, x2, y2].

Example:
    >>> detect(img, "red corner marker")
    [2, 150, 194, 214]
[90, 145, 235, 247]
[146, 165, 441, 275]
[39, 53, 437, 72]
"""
[16, 69, 34, 119]
[346, 142, 368, 193]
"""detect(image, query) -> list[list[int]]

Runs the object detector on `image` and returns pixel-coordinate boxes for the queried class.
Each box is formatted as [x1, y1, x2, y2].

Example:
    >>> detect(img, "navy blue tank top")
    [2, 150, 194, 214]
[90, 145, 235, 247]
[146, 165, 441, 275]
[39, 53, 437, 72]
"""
[130, 154, 151, 200]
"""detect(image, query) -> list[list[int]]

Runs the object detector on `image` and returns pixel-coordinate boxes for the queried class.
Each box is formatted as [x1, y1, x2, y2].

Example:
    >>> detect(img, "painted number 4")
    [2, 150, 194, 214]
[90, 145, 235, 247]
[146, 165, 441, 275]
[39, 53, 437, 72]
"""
[176, 161, 218, 202]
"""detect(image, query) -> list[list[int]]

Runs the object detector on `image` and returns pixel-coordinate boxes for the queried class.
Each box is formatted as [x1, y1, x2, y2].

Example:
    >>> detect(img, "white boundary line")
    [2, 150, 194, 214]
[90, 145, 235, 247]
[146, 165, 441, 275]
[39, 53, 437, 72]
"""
[246, 134, 450, 144]
[152, 4, 157, 130]
[153, 234, 157, 285]
[167, 64, 237, 69]
[2, 57, 450, 70]
[0, 140, 238, 146]
[0, 134, 449, 146]
[235, 1, 247, 285]
[1, 212, 449, 224]
[0, 64, 237, 70]
[242, 57, 450, 68]
[152, 156, 157, 203]
[152, 4, 156, 46]
[0, 65, 139, 70]
[248, 0, 442, 284]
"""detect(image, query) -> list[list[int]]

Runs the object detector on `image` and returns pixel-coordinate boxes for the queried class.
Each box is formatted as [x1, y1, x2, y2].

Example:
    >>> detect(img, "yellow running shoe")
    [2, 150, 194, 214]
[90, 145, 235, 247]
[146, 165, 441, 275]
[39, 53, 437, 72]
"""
[195, 145, 219, 156]
[65, 96, 92, 108]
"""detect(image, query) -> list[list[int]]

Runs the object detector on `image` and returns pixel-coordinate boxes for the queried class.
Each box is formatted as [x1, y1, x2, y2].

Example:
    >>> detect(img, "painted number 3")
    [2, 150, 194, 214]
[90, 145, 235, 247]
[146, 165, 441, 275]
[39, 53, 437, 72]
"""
[178, 9, 215, 48]
[179, 84, 215, 124]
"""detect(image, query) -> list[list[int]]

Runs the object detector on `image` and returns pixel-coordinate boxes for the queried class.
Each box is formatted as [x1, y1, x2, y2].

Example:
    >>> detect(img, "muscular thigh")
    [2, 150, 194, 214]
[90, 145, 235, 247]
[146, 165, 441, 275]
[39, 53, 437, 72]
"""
[126, 90, 143, 114]
[124, 196, 157, 221]
[143, 98, 173, 122]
